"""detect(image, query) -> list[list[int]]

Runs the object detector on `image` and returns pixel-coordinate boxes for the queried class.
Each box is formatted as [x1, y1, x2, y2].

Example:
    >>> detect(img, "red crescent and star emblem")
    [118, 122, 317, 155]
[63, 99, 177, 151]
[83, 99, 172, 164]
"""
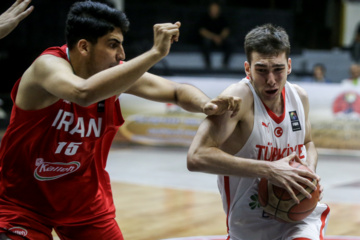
[274, 127, 283, 137]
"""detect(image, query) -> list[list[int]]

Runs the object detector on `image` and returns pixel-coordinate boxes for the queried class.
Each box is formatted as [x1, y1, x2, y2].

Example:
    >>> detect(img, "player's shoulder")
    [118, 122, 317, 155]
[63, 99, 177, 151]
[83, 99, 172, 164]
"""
[287, 82, 309, 110]
[30, 54, 72, 78]
[34, 54, 69, 68]
[288, 82, 308, 100]
[219, 78, 254, 120]
[221, 78, 253, 99]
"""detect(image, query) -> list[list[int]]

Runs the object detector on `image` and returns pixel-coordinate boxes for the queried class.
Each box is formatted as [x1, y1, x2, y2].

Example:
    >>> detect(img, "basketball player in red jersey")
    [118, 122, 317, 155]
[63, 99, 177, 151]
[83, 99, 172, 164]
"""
[0, 2, 240, 239]
[188, 24, 330, 240]
[0, 0, 34, 39]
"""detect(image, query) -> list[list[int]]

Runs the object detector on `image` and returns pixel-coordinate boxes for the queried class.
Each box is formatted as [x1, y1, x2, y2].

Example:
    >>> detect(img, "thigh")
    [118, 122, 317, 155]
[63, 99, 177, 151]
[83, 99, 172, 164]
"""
[55, 218, 123, 240]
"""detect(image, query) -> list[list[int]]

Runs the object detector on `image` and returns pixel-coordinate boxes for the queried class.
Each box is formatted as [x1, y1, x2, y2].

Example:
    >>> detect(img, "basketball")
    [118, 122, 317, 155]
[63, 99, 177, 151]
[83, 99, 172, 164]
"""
[258, 160, 320, 223]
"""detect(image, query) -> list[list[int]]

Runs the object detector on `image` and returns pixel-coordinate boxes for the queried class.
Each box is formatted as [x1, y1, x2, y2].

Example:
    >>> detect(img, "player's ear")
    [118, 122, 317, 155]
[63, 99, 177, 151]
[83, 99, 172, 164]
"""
[287, 58, 292, 75]
[77, 39, 90, 56]
[245, 61, 251, 78]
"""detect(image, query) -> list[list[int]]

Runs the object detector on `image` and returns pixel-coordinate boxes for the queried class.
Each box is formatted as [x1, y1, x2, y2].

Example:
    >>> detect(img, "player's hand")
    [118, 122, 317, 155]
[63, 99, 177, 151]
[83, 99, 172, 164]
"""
[0, 0, 34, 39]
[152, 21, 181, 57]
[267, 153, 320, 204]
[318, 182, 324, 201]
[203, 95, 241, 117]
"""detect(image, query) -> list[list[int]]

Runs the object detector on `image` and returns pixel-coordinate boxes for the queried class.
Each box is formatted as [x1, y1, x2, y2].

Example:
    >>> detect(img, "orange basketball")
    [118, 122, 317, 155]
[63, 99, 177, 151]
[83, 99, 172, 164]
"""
[258, 160, 320, 223]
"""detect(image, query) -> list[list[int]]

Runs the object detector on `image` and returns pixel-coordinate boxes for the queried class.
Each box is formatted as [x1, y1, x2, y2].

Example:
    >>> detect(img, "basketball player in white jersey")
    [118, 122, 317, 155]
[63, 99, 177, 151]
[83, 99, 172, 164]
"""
[187, 24, 330, 240]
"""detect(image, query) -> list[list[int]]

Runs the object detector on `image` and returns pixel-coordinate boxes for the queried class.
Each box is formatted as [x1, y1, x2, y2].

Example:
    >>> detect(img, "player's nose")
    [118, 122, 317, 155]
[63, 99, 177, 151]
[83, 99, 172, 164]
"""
[117, 46, 125, 61]
[266, 72, 276, 86]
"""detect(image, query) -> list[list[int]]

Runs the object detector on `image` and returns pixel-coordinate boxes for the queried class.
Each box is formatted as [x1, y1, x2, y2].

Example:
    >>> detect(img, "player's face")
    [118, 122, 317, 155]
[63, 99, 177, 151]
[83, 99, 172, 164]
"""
[87, 27, 125, 75]
[245, 52, 291, 103]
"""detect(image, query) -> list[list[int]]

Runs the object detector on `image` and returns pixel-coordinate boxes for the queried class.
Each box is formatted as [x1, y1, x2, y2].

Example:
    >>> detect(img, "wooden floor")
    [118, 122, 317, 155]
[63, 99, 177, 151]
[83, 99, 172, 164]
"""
[112, 182, 360, 240]
[113, 182, 227, 240]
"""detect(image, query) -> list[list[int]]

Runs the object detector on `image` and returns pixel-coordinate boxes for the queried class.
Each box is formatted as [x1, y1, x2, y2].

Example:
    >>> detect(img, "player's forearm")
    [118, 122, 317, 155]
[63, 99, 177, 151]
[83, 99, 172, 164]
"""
[79, 49, 164, 105]
[174, 83, 210, 113]
[305, 141, 318, 172]
[187, 146, 271, 178]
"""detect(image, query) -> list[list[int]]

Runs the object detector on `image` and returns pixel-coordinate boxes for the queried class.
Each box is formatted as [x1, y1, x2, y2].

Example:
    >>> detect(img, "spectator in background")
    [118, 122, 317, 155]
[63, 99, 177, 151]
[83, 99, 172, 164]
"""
[350, 22, 360, 63]
[198, 1, 232, 69]
[303, 63, 331, 83]
[341, 63, 360, 86]
[0, 0, 34, 39]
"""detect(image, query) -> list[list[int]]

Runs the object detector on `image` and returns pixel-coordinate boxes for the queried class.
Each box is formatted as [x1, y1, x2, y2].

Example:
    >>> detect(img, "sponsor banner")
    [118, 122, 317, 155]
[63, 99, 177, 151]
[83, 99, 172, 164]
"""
[118, 77, 360, 150]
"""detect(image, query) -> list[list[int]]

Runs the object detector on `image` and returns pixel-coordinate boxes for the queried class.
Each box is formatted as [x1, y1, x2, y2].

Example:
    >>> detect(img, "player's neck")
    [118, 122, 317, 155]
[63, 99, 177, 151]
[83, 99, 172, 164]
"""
[68, 50, 91, 79]
[262, 95, 284, 117]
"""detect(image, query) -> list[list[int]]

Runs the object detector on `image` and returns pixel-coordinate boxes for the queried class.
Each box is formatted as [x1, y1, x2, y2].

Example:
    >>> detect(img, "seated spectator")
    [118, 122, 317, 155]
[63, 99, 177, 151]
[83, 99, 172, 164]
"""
[197, 1, 232, 69]
[341, 63, 360, 86]
[302, 63, 331, 83]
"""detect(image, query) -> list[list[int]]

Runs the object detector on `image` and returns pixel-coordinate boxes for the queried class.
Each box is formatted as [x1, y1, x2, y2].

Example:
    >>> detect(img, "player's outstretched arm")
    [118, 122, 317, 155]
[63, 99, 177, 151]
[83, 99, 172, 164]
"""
[0, 0, 34, 39]
[17, 22, 182, 110]
[125, 73, 241, 116]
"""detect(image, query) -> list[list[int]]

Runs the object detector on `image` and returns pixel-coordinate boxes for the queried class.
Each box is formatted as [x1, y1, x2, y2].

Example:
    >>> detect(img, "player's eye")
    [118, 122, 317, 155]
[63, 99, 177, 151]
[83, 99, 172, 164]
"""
[257, 68, 267, 73]
[109, 42, 119, 49]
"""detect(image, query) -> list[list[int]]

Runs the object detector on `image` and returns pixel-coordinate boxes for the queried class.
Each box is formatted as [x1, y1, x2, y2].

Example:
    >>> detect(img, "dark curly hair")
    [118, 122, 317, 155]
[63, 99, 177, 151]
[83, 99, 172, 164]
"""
[65, 1, 130, 49]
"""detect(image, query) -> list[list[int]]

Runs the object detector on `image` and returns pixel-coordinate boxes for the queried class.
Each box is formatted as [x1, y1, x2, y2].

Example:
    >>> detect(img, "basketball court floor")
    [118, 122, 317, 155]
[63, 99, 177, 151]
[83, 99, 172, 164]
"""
[105, 144, 360, 240]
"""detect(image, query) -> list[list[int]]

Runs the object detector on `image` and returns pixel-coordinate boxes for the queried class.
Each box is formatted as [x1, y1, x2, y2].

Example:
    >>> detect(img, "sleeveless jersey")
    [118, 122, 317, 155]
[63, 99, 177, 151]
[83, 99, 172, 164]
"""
[0, 45, 124, 225]
[218, 78, 329, 240]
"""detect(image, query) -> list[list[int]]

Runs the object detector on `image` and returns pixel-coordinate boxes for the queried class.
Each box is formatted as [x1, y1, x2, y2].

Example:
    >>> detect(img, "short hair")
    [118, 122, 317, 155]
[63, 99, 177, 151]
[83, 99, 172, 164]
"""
[65, 1, 130, 50]
[244, 23, 290, 64]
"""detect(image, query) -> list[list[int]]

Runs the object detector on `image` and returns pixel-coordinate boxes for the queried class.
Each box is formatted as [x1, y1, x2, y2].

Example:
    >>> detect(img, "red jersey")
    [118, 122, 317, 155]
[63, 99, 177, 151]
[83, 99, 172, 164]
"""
[0, 45, 124, 225]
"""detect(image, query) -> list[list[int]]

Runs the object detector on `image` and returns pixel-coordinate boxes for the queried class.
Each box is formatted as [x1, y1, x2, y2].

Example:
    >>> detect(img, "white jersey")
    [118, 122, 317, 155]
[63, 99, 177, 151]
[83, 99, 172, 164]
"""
[217, 78, 330, 240]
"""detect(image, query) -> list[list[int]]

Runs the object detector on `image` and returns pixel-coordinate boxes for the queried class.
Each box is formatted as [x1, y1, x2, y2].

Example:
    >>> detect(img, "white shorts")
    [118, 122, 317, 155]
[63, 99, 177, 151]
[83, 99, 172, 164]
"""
[228, 203, 330, 240]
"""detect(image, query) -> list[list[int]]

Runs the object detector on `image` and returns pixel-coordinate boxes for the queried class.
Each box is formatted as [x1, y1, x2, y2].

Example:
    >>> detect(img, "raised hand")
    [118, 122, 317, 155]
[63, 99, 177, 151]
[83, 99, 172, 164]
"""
[203, 95, 241, 117]
[0, 0, 34, 39]
[152, 21, 181, 57]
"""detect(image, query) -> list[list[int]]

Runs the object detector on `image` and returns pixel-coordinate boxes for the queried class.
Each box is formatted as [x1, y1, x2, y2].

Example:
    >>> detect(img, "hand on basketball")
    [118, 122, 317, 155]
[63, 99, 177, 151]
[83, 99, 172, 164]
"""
[203, 95, 241, 117]
[268, 153, 320, 204]
[298, 157, 324, 202]
[318, 182, 324, 201]
[152, 21, 181, 57]
[0, 0, 34, 39]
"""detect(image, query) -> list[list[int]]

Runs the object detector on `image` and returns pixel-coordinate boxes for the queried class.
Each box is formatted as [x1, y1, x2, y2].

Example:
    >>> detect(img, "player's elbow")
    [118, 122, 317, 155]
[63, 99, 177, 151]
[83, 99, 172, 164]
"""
[187, 150, 205, 172]
[73, 90, 92, 107]
[72, 85, 97, 107]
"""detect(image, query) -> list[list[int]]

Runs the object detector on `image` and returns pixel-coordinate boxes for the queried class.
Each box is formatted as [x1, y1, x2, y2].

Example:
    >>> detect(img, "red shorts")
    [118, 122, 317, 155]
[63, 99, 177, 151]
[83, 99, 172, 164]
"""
[0, 206, 123, 240]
